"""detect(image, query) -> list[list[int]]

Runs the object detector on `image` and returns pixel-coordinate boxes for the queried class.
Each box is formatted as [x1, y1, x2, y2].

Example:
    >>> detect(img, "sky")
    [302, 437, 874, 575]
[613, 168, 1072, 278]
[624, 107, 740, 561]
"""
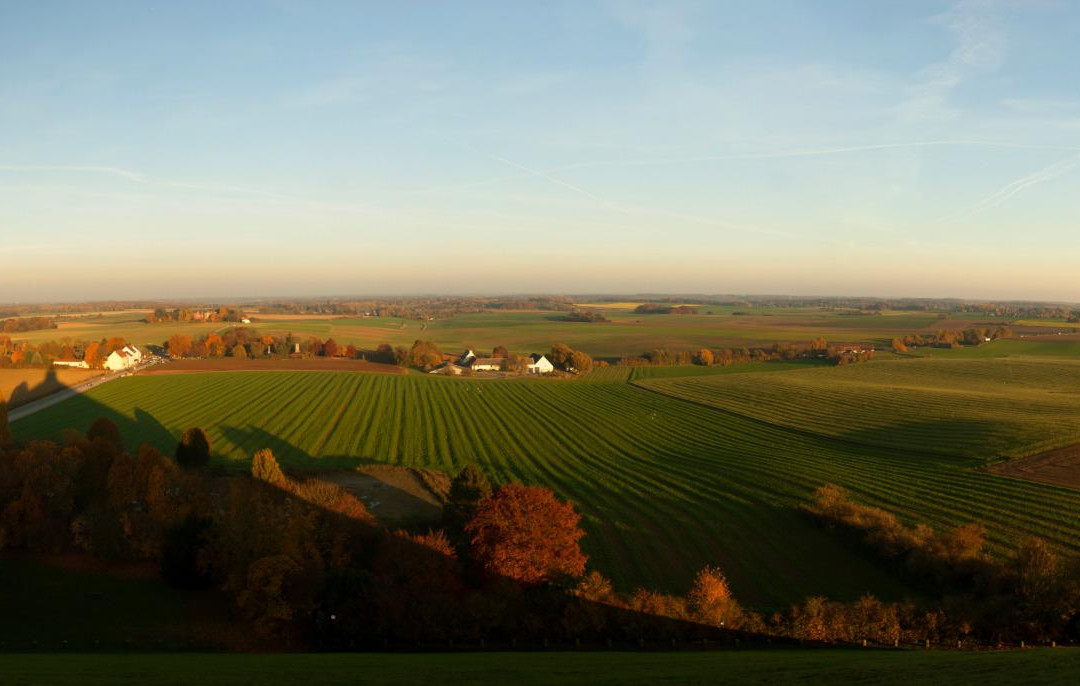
[2, 0, 1080, 302]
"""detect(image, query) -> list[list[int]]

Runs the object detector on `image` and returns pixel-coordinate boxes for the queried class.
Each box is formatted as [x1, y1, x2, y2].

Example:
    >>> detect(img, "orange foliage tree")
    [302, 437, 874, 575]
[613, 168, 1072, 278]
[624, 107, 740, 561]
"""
[465, 483, 587, 585]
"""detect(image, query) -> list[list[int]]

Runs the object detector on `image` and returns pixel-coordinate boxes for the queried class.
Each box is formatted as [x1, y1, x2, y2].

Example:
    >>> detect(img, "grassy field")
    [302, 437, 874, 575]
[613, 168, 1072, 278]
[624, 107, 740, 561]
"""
[638, 357, 1080, 460]
[14, 356, 1080, 608]
[13, 307, 1062, 359]
[3, 649, 1079, 685]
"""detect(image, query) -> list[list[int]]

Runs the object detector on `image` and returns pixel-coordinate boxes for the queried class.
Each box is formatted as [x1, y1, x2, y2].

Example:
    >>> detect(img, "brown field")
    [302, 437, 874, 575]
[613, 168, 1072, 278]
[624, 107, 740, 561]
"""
[139, 358, 406, 375]
[319, 466, 450, 527]
[989, 443, 1080, 490]
[0, 368, 103, 407]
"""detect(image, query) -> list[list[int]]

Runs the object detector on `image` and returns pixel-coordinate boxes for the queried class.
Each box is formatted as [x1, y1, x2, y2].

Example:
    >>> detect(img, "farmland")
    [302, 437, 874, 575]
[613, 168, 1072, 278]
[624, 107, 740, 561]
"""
[10, 305, 1066, 360]
[14, 355, 1080, 609]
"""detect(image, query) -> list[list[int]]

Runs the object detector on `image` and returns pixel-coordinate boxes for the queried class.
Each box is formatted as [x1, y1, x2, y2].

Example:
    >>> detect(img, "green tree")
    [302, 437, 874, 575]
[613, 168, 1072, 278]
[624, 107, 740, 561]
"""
[443, 464, 492, 548]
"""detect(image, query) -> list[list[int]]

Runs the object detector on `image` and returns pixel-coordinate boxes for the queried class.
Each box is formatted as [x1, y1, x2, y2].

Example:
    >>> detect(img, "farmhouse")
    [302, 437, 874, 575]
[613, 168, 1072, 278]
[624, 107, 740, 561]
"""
[471, 357, 504, 372]
[104, 345, 143, 371]
[458, 350, 477, 366]
[526, 354, 554, 375]
[52, 358, 90, 369]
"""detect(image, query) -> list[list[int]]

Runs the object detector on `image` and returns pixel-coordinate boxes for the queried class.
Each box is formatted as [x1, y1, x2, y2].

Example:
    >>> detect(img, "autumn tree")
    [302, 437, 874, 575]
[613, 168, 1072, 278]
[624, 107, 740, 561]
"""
[687, 565, 744, 627]
[251, 449, 287, 487]
[167, 335, 193, 358]
[323, 338, 339, 358]
[465, 483, 587, 585]
[696, 348, 714, 366]
[84, 341, 104, 368]
[175, 427, 212, 470]
[232, 344, 248, 359]
[569, 350, 593, 374]
[549, 343, 573, 370]
[407, 340, 442, 370]
[492, 345, 508, 358]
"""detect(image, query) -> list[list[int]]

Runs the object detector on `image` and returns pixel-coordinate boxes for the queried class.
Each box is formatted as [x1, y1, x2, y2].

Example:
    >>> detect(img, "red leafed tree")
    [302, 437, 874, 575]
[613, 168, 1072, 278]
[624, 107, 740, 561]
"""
[465, 483, 587, 585]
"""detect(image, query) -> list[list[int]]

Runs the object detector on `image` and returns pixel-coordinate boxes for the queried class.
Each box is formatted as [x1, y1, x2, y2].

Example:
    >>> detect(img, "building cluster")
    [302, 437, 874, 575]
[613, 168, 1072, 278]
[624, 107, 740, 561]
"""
[430, 349, 555, 375]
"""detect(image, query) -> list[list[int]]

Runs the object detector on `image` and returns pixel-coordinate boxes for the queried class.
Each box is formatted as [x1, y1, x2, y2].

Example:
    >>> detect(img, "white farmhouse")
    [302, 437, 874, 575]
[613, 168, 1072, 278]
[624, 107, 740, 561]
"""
[526, 354, 554, 375]
[104, 345, 143, 371]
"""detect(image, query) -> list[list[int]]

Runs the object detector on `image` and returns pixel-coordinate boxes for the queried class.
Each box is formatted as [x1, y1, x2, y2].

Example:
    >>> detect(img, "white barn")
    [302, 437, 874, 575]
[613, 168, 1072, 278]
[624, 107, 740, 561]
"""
[104, 345, 143, 371]
[527, 354, 554, 375]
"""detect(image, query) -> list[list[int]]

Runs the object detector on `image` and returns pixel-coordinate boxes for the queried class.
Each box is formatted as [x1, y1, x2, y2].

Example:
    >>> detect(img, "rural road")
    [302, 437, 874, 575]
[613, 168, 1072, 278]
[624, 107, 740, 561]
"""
[9, 371, 126, 423]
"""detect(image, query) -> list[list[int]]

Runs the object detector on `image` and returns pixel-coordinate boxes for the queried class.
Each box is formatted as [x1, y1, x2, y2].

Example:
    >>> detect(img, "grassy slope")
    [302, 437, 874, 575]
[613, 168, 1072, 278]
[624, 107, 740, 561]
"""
[638, 357, 1080, 460]
[15, 358, 1080, 608]
[4, 650, 1080, 686]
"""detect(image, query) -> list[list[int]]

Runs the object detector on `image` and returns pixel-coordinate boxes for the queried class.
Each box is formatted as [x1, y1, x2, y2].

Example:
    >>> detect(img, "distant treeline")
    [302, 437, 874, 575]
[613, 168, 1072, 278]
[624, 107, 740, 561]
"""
[1, 317, 56, 333]
[892, 327, 1012, 352]
[634, 304, 696, 315]
[617, 339, 872, 368]
[563, 310, 610, 323]
[146, 306, 246, 324]
[0, 335, 130, 369]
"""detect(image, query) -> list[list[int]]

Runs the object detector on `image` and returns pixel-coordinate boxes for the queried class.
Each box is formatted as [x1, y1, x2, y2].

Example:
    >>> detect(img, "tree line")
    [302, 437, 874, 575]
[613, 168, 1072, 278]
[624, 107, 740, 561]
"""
[1, 317, 56, 334]
[891, 327, 1012, 352]
[0, 335, 130, 369]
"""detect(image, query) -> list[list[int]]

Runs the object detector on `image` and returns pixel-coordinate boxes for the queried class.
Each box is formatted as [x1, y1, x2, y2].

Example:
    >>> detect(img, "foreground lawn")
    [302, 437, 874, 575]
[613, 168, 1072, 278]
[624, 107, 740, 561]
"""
[3, 650, 1080, 686]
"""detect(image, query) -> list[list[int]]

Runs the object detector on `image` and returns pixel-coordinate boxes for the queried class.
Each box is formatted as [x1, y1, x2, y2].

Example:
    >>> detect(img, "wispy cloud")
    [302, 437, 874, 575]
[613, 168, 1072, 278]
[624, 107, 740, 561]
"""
[899, 0, 1007, 122]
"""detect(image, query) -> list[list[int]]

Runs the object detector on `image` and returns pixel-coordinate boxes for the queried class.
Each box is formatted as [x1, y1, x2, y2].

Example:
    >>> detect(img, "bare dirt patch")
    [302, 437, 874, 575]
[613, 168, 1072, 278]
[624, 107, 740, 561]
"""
[317, 466, 450, 527]
[989, 444, 1080, 490]
[140, 358, 406, 375]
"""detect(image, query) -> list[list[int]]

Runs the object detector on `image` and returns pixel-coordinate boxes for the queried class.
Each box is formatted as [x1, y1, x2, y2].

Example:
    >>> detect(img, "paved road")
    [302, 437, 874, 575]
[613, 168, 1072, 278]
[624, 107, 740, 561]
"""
[9, 370, 129, 423]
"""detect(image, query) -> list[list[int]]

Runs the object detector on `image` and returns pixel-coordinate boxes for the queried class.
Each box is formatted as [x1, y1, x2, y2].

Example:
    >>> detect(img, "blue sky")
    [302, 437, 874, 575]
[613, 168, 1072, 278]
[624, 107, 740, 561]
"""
[2, 0, 1080, 301]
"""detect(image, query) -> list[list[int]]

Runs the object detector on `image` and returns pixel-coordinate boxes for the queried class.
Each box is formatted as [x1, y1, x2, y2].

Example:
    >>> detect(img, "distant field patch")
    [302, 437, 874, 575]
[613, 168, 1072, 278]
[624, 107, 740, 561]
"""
[0, 368, 102, 407]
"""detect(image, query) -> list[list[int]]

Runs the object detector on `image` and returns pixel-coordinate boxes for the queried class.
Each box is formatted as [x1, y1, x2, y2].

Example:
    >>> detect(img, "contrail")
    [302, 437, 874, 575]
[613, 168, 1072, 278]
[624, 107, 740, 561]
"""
[0, 164, 147, 182]
[934, 153, 1080, 225]
[404, 139, 1080, 197]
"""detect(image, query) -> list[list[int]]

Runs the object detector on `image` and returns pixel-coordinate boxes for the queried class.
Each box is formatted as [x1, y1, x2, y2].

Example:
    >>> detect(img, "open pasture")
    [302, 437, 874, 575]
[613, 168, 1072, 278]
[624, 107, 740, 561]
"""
[14, 360, 1080, 608]
[638, 358, 1080, 461]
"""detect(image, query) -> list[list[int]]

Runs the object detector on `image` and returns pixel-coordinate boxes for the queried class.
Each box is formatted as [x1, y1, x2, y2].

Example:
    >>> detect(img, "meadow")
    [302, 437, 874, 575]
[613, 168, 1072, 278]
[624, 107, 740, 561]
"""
[4, 649, 1080, 686]
[15, 354, 1080, 609]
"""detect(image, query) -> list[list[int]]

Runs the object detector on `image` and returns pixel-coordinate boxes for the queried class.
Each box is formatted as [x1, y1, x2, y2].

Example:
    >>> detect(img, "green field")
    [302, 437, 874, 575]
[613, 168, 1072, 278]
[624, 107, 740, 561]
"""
[3, 649, 1079, 686]
[638, 357, 1080, 460]
[14, 355, 1080, 609]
